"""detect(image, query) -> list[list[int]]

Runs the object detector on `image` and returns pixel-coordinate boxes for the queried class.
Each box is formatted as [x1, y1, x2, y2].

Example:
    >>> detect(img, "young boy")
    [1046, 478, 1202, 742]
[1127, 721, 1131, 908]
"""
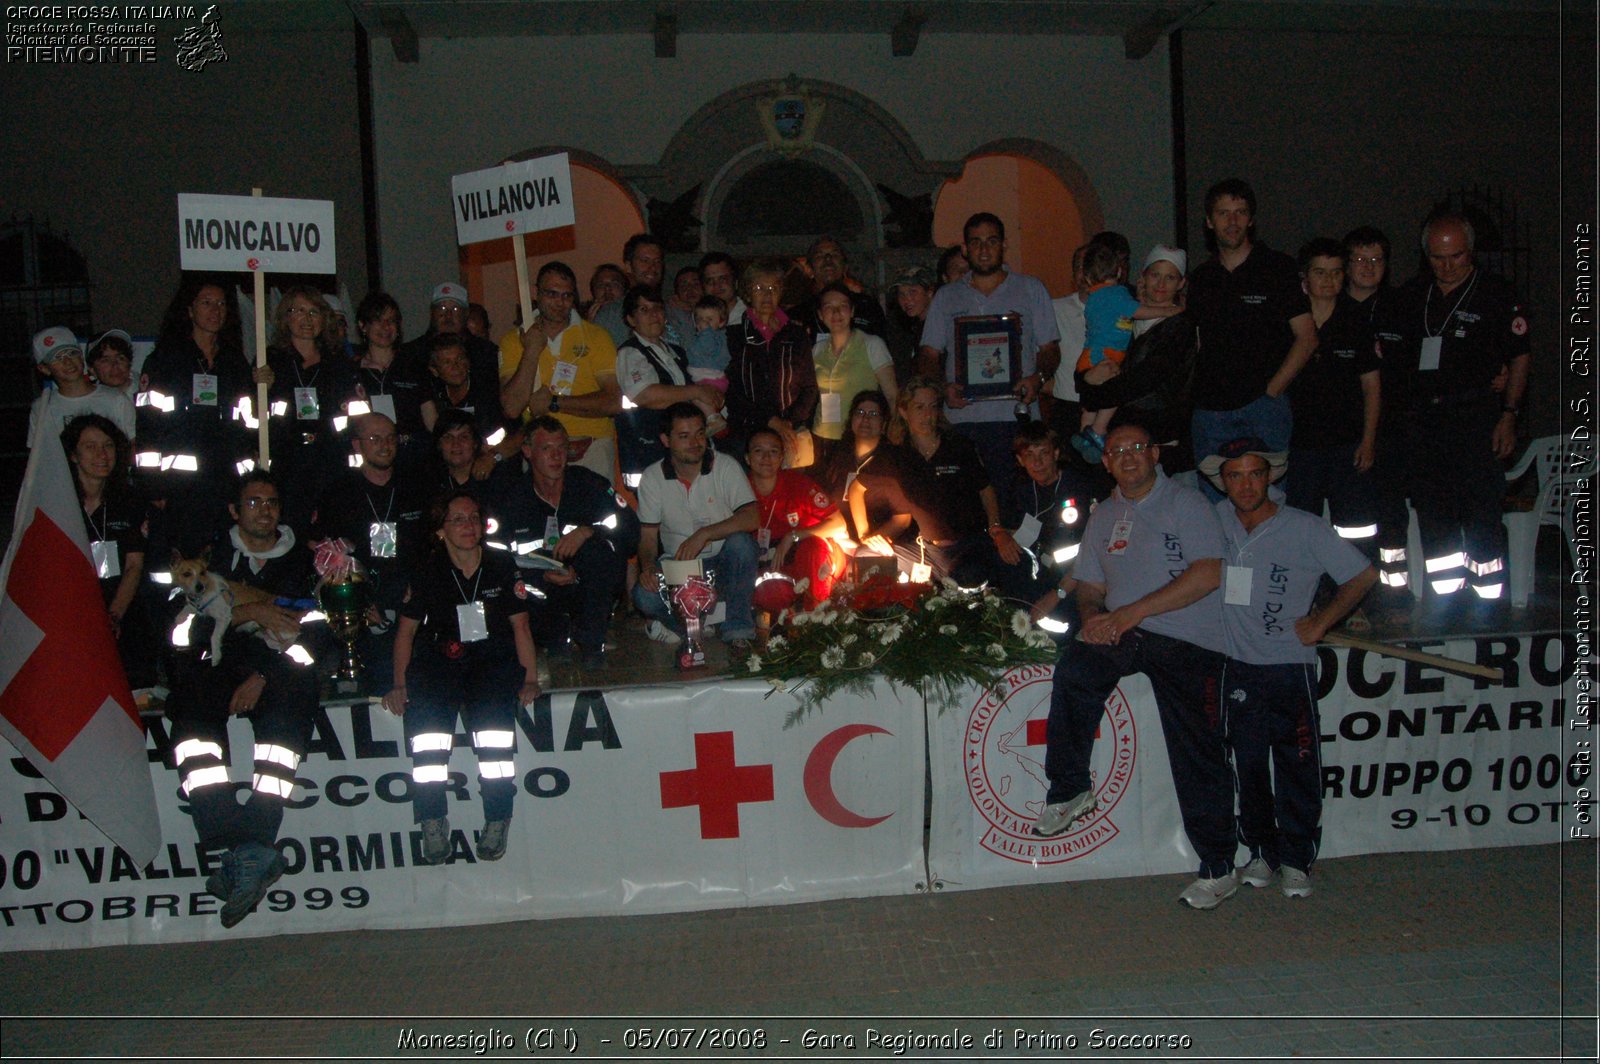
[1069, 245, 1179, 462]
[29, 326, 135, 450]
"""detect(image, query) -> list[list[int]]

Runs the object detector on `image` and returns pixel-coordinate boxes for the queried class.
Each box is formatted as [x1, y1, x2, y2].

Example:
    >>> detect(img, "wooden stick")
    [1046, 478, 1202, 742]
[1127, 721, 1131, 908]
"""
[512, 230, 534, 335]
[251, 186, 271, 470]
[1321, 631, 1504, 683]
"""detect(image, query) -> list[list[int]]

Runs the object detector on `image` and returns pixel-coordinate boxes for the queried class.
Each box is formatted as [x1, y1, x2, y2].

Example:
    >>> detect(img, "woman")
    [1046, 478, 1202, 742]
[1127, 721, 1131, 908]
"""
[884, 266, 936, 385]
[266, 285, 356, 534]
[851, 377, 1033, 599]
[1080, 245, 1198, 464]
[746, 428, 849, 609]
[725, 259, 818, 465]
[382, 491, 540, 865]
[63, 414, 154, 686]
[614, 285, 724, 482]
[352, 291, 429, 468]
[812, 283, 897, 471]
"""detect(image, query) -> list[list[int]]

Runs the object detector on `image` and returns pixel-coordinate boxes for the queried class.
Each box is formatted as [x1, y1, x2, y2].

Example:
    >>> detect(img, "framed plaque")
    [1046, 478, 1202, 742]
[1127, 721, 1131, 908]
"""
[953, 314, 1023, 400]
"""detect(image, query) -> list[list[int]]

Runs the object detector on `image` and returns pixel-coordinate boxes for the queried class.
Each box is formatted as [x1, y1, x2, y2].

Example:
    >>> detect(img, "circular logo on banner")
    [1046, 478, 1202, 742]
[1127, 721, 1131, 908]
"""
[246, 258, 260, 271]
[505, 219, 517, 233]
[962, 665, 1137, 865]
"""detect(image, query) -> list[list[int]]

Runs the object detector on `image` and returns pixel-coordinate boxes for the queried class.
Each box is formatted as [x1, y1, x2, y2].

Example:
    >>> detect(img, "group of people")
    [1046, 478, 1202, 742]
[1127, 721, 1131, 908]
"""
[25, 176, 1531, 925]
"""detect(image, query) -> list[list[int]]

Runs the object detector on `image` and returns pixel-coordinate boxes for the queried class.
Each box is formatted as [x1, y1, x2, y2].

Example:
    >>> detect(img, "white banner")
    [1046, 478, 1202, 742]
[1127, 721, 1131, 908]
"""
[451, 155, 576, 246]
[177, 193, 337, 274]
[927, 635, 1584, 892]
[0, 679, 925, 950]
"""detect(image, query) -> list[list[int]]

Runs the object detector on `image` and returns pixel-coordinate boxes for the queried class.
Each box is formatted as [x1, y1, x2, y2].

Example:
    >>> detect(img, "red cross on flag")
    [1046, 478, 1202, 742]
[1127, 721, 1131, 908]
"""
[0, 430, 161, 866]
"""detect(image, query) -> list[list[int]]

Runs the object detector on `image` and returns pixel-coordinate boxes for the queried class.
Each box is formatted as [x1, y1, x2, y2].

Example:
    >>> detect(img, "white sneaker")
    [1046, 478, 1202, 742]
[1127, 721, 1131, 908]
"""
[1031, 790, 1096, 837]
[1280, 866, 1314, 898]
[1238, 856, 1275, 888]
[1179, 872, 1239, 910]
[645, 620, 683, 646]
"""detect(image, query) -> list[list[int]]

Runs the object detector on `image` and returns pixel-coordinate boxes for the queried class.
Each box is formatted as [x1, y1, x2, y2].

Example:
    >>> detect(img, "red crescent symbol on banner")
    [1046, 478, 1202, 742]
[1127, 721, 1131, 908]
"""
[506, 220, 516, 232]
[246, 258, 260, 271]
[804, 724, 892, 828]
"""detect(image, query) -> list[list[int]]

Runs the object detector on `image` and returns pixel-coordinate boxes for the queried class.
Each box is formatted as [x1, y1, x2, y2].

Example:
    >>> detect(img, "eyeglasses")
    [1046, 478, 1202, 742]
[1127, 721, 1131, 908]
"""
[289, 306, 324, 318]
[242, 496, 281, 510]
[1105, 442, 1151, 457]
[1350, 255, 1386, 266]
[539, 288, 576, 301]
[851, 409, 884, 420]
[750, 284, 780, 295]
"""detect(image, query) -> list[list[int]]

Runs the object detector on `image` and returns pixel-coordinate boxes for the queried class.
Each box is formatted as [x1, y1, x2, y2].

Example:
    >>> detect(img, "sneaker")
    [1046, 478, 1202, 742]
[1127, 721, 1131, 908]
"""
[1179, 872, 1239, 910]
[219, 842, 286, 929]
[419, 816, 451, 865]
[1280, 865, 1314, 898]
[1069, 429, 1104, 464]
[645, 620, 683, 646]
[1237, 856, 1275, 888]
[1031, 790, 1097, 837]
[205, 850, 236, 901]
[476, 819, 509, 862]
[726, 637, 754, 663]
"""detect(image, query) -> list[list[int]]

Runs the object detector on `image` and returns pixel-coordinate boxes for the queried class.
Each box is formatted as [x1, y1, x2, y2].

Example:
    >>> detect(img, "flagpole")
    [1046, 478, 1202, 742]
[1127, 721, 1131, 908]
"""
[252, 186, 271, 469]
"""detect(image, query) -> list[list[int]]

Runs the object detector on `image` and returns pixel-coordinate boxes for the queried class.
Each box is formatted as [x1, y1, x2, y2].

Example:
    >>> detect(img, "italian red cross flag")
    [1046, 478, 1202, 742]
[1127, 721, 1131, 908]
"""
[0, 430, 161, 866]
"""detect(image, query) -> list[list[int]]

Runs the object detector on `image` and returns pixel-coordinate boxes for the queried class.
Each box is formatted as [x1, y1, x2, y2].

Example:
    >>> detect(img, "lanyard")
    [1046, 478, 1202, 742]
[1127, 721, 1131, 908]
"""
[294, 361, 322, 389]
[1031, 473, 1061, 518]
[84, 501, 107, 542]
[1423, 271, 1477, 339]
[449, 561, 483, 605]
[365, 484, 395, 524]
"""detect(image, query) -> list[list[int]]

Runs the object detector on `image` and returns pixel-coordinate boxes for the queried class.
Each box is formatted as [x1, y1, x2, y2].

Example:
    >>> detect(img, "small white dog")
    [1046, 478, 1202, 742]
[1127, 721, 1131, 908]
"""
[168, 548, 295, 665]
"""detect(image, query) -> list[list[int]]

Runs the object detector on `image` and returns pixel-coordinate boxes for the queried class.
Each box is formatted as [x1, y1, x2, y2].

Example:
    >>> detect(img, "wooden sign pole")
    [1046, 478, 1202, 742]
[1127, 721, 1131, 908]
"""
[251, 186, 271, 469]
[1321, 631, 1505, 684]
[512, 231, 535, 332]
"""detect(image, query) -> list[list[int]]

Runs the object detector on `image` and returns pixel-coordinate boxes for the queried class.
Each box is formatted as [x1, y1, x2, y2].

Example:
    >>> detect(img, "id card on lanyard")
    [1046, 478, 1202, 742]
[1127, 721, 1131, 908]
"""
[192, 373, 219, 406]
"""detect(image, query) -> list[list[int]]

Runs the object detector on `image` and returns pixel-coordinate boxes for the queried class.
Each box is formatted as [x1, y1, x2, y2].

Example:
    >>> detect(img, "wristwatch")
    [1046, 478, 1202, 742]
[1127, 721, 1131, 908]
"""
[548, 393, 561, 414]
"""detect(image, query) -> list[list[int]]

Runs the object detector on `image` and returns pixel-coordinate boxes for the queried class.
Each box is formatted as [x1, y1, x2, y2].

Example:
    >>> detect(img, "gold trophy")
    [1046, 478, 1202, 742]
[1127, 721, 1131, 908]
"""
[313, 539, 371, 691]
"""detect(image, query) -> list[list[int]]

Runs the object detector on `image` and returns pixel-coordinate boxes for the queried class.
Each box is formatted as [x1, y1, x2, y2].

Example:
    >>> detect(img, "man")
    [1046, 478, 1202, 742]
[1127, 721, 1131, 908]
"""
[699, 251, 746, 325]
[585, 263, 628, 331]
[1033, 423, 1239, 910]
[167, 472, 321, 928]
[485, 416, 638, 669]
[1380, 213, 1529, 605]
[399, 282, 500, 395]
[28, 326, 135, 450]
[594, 234, 671, 346]
[787, 236, 888, 340]
[1004, 421, 1098, 638]
[1185, 179, 1317, 500]
[918, 212, 1062, 484]
[1286, 240, 1382, 582]
[666, 264, 703, 342]
[632, 402, 760, 657]
[312, 413, 429, 687]
[498, 261, 622, 480]
[1201, 437, 1376, 897]
[1342, 226, 1413, 614]
[1048, 245, 1090, 422]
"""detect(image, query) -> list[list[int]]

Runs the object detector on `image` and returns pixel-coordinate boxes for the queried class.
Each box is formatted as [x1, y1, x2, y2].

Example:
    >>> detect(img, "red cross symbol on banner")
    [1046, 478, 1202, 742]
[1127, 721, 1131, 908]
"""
[659, 731, 774, 839]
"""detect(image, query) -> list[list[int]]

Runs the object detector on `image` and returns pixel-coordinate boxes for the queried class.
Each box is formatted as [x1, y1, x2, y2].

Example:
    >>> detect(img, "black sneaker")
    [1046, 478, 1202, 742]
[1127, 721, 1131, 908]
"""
[476, 819, 509, 861]
[205, 850, 236, 901]
[219, 842, 286, 929]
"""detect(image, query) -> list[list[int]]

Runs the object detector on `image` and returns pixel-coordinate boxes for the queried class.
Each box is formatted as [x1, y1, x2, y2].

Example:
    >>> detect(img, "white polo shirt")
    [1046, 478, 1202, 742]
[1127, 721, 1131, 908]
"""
[636, 449, 755, 558]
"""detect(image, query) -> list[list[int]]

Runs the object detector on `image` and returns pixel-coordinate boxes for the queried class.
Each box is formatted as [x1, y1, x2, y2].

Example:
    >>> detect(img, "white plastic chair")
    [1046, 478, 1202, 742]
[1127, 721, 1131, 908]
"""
[1502, 436, 1596, 608]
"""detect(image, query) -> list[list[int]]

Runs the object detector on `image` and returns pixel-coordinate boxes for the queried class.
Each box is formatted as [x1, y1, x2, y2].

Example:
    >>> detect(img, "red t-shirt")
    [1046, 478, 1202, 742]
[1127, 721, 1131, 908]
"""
[752, 469, 836, 536]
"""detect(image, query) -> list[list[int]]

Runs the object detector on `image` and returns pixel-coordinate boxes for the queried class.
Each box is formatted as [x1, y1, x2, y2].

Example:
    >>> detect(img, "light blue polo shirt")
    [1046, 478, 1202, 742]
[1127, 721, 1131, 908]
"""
[1216, 501, 1370, 665]
[1076, 470, 1226, 653]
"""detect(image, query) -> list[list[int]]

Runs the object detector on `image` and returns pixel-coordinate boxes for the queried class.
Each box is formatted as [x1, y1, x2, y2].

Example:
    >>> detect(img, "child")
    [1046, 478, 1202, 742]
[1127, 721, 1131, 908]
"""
[28, 326, 136, 450]
[1069, 244, 1179, 462]
[688, 295, 732, 436]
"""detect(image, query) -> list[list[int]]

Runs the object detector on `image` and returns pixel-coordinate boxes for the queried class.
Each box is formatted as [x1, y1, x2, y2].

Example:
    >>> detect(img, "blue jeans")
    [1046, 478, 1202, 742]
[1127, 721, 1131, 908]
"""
[1191, 393, 1293, 502]
[632, 531, 759, 641]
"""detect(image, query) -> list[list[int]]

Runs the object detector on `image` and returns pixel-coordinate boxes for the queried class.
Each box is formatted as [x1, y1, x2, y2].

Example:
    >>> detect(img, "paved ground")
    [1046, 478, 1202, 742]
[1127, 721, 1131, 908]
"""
[1, 842, 1594, 1062]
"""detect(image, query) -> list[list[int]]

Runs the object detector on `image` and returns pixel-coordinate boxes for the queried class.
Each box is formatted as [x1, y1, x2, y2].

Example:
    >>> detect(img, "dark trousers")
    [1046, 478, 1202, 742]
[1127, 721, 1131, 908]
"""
[168, 655, 318, 849]
[404, 649, 520, 822]
[1286, 444, 1380, 562]
[531, 537, 627, 651]
[1044, 629, 1235, 878]
[1222, 659, 1323, 872]
[1407, 399, 1506, 593]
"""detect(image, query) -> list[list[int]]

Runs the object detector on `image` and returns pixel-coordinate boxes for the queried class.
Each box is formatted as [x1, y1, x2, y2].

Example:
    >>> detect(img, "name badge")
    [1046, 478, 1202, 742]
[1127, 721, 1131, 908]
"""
[294, 386, 320, 420]
[1015, 513, 1042, 549]
[544, 516, 560, 547]
[910, 562, 933, 584]
[1225, 565, 1254, 605]
[819, 392, 842, 425]
[192, 373, 219, 406]
[456, 601, 489, 642]
[757, 527, 772, 551]
[1107, 518, 1133, 556]
[91, 540, 120, 579]
[550, 360, 579, 395]
[369, 521, 398, 559]
[369, 393, 397, 422]
[1418, 336, 1443, 372]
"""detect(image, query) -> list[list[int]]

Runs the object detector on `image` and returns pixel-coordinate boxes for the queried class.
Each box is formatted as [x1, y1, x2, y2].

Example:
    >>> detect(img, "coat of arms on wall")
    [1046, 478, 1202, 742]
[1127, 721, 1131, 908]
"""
[759, 76, 825, 156]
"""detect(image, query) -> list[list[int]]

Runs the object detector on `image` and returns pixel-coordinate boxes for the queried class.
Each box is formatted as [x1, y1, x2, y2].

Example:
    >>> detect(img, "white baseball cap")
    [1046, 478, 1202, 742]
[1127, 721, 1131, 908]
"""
[32, 326, 83, 364]
[430, 282, 469, 308]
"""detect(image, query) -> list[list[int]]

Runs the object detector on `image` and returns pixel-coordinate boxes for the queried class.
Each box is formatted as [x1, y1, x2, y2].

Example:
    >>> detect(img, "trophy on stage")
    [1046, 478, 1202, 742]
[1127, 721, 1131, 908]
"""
[313, 538, 371, 691]
[658, 559, 718, 670]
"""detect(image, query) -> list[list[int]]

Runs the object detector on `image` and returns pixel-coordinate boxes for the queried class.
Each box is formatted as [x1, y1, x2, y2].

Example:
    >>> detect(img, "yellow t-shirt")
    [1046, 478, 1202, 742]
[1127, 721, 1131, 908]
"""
[498, 316, 618, 441]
